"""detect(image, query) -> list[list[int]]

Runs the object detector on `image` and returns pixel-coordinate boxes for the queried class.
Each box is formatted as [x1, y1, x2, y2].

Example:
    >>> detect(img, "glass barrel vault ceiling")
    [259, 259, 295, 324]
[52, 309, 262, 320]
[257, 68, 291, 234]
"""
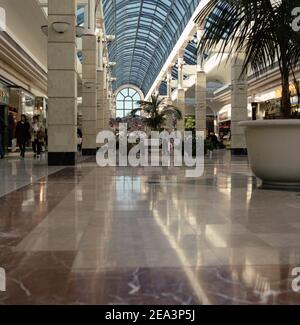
[102, 0, 201, 95]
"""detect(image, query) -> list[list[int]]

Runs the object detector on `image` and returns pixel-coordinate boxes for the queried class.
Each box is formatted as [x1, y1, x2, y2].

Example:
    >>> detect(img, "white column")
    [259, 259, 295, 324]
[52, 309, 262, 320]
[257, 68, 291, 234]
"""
[103, 64, 108, 129]
[97, 69, 104, 134]
[166, 67, 172, 101]
[96, 31, 105, 135]
[110, 94, 116, 119]
[177, 57, 184, 90]
[177, 51, 185, 132]
[165, 67, 174, 130]
[97, 30, 103, 69]
[107, 87, 112, 128]
[231, 51, 248, 155]
[195, 28, 206, 133]
[48, 0, 78, 166]
[82, 34, 97, 155]
[103, 74, 111, 130]
[214, 114, 218, 134]
[84, 0, 95, 35]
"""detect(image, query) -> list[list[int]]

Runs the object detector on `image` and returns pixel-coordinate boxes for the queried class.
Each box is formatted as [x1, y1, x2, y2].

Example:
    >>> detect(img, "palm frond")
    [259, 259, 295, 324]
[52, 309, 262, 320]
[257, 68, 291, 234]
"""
[194, 0, 300, 116]
[161, 107, 183, 120]
[130, 94, 182, 130]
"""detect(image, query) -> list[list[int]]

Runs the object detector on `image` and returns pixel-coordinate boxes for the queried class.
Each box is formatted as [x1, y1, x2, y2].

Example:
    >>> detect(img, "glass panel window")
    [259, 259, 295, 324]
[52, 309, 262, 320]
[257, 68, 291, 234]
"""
[115, 87, 141, 118]
[116, 101, 123, 109]
[117, 93, 124, 101]
[124, 101, 133, 110]
[102, 0, 199, 95]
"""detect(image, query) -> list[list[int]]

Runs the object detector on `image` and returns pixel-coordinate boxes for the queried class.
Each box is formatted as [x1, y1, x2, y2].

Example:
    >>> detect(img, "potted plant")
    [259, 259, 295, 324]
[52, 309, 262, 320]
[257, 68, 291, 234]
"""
[196, 0, 300, 187]
[130, 95, 183, 153]
[131, 95, 182, 132]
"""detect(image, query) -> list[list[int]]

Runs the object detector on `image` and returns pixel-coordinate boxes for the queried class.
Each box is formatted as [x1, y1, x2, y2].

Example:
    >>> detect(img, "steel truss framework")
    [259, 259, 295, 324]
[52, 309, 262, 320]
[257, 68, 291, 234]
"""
[101, 0, 200, 95]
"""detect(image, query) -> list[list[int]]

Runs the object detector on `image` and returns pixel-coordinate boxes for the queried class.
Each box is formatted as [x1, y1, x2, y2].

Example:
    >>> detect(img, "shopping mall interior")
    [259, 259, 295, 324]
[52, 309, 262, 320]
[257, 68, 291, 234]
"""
[0, 0, 300, 306]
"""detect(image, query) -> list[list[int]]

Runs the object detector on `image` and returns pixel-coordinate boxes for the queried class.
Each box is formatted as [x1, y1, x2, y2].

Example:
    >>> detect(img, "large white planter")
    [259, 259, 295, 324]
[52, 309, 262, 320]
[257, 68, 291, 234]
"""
[239, 120, 300, 187]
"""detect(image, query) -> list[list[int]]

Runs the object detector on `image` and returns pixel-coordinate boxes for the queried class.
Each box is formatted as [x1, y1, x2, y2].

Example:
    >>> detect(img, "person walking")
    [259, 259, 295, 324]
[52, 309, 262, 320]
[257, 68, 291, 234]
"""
[77, 127, 82, 152]
[31, 116, 44, 159]
[210, 132, 219, 150]
[15, 114, 30, 158]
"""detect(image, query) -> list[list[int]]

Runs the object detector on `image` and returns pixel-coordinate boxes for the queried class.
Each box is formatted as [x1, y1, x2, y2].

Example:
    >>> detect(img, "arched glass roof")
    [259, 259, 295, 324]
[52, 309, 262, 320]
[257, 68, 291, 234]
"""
[102, 0, 201, 95]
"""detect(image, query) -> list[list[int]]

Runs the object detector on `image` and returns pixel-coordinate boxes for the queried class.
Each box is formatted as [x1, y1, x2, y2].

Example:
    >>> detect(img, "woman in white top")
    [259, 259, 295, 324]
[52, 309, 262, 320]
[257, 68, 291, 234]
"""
[31, 116, 44, 158]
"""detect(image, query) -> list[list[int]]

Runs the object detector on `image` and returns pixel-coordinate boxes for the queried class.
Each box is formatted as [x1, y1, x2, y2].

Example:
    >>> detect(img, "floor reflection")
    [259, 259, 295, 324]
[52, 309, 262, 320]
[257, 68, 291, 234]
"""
[0, 151, 300, 304]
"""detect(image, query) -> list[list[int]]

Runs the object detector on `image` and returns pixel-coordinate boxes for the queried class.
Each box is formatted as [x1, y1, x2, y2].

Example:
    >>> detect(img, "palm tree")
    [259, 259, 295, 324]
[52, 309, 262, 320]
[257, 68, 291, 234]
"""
[195, 0, 300, 118]
[130, 95, 183, 131]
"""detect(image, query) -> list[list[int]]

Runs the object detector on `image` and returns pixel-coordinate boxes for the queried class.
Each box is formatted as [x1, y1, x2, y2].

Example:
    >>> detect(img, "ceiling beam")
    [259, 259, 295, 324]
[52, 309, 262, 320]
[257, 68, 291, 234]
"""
[145, 0, 210, 99]
[37, 0, 90, 8]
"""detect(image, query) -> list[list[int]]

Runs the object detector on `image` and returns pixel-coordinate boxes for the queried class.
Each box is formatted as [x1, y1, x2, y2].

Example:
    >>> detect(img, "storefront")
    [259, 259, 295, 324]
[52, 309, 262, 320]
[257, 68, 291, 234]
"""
[10, 87, 46, 123]
[9, 87, 37, 120]
[0, 83, 47, 154]
[0, 82, 10, 155]
[217, 103, 253, 147]
[217, 104, 231, 140]
[22, 91, 35, 118]
[253, 81, 300, 119]
[34, 97, 47, 125]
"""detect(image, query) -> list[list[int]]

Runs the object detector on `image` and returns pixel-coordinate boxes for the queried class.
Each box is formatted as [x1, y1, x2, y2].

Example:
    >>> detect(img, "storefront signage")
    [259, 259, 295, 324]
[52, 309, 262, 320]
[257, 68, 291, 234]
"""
[275, 82, 300, 98]
[0, 7, 5, 31]
[219, 111, 228, 122]
[218, 104, 231, 122]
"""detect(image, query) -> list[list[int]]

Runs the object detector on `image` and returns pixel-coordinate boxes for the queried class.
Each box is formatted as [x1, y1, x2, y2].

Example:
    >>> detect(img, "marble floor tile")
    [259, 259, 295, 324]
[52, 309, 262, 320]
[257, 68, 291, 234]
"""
[205, 233, 269, 248]
[0, 156, 64, 197]
[14, 227, 84, 252]
[1, 151, 300, 304]
[212, 247, 300, 266]
[204, 224, 250, 235]
[256, 234, 300, 248]
[245, 223, 300, 234]
[289, 223, 300, 230]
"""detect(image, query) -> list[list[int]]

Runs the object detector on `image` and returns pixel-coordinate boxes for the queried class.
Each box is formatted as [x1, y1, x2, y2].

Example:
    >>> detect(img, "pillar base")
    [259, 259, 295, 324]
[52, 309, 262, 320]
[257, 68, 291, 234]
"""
[48, 152, 77, 166]
[231, 148, 248, 156]
[82, 148, 97, 156]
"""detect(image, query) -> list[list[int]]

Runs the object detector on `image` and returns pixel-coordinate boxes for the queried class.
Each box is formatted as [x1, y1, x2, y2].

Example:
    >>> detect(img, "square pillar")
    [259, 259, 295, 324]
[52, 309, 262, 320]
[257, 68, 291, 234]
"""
[47, 0, 78, 166]
[105, 94, 111, 129]
[195, 71, 206, 132]
[82, 35, 97, 156]
[97, 70, 104, 134]
[231, 52, 248, 155]
[177, 88, 185, 132]
[166, 70, 172, 100]
[176, 51, 185, 132]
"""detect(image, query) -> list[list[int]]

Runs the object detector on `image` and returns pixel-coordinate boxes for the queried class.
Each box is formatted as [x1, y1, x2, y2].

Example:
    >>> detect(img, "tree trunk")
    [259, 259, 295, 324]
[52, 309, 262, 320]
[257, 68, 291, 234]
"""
[280, 57, 291, 119]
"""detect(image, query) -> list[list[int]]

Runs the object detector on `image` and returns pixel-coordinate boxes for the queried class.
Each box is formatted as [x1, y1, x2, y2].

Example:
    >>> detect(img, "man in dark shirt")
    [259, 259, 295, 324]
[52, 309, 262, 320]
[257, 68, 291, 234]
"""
[209, 132, 219, 149]
[15, 114, 30, 158]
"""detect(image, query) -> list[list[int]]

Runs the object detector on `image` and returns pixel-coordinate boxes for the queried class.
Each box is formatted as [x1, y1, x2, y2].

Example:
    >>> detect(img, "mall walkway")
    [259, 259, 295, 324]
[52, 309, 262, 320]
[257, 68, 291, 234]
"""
[0, 153, 63, 197]
[0, 152, 300, 304]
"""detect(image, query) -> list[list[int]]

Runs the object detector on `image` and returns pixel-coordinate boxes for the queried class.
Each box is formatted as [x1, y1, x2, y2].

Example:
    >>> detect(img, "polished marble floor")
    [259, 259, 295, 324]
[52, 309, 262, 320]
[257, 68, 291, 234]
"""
[1, 151, 300, 304]
[0, 153, 63, 197]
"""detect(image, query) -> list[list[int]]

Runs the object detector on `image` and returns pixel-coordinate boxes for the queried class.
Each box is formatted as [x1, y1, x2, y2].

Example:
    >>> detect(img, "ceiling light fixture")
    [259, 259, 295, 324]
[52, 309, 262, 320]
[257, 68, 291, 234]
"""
[52, 22, 70, 34]
[105, 35, 116, 43]
[84, 82, 94, 89]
